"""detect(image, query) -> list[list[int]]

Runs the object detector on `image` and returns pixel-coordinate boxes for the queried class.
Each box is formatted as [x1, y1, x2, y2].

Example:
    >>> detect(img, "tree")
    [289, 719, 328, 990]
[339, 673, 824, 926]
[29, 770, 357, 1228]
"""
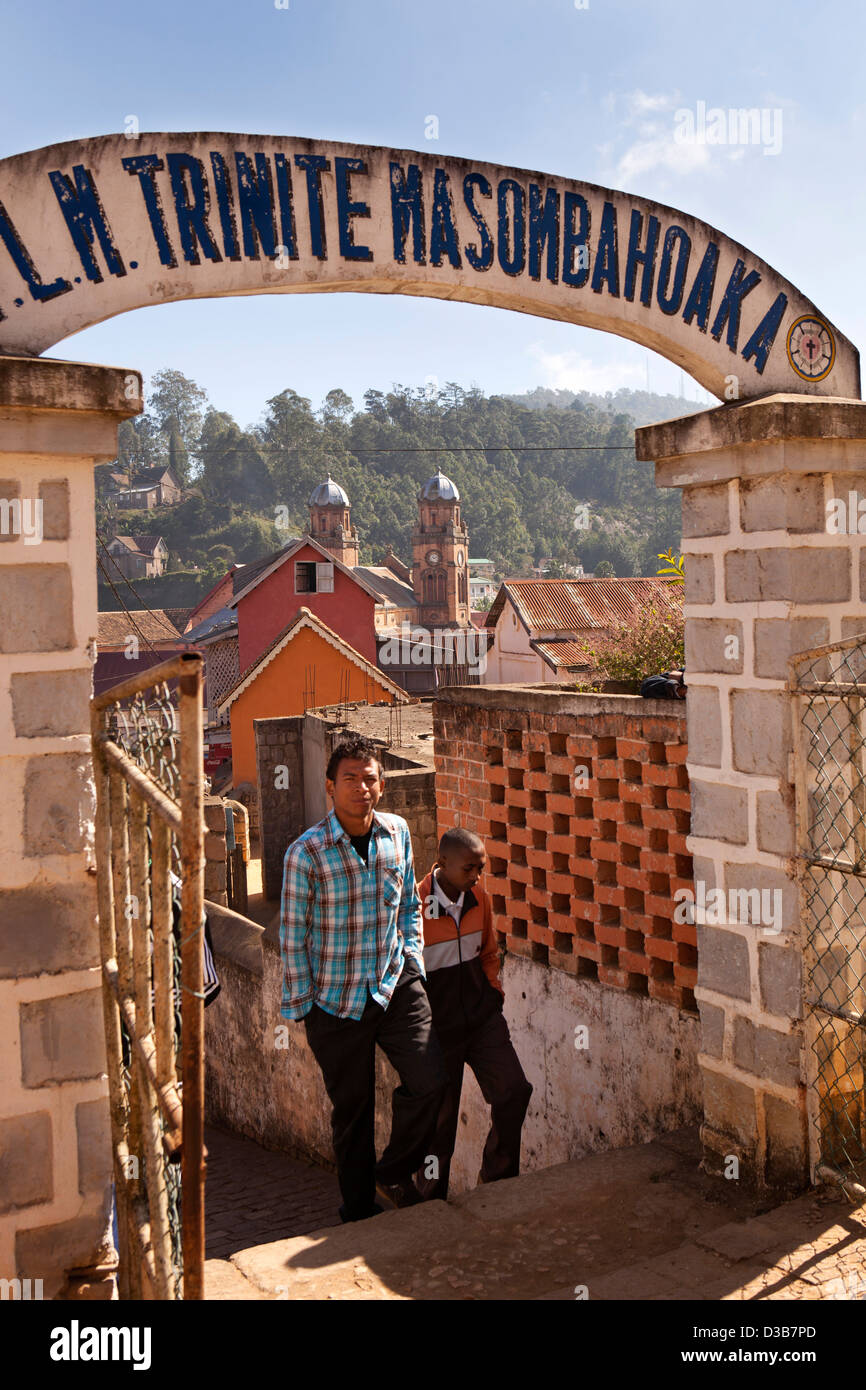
[198, 410, 274, 510]
[115, 414, 167, 476]
[257, 388, 330, 509]
[320, 388, 354, 426]
[595, 560, 616, 578]
[168, 426, 189, 485]
[363, 388, 388, 421]
[148, 369, 209, 482]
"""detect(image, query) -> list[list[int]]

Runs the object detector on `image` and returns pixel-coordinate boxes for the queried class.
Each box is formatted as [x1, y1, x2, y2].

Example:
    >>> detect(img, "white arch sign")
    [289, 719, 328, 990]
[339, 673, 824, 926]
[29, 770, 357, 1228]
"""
[0, 134, 858, 400]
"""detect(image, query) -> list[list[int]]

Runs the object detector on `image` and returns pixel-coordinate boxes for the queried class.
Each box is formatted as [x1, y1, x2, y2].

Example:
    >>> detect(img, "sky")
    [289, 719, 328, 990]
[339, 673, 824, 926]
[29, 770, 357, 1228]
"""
[1, 0, 863, 428]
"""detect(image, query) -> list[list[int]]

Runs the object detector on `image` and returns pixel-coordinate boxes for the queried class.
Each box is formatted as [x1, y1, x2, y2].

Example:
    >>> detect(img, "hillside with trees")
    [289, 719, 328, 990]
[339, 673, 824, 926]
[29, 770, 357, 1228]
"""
[96, 370, 687, 605]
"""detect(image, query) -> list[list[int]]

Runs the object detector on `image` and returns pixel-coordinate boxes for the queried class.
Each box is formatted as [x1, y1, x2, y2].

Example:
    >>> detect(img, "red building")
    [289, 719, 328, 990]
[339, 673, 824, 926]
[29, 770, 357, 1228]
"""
[230, 535, 381, 673]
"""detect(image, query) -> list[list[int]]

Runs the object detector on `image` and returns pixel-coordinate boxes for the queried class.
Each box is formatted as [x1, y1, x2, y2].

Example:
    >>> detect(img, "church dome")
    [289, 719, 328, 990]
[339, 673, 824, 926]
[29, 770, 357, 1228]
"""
[420, 469, 460, 502]
[309, 473, 349, 507]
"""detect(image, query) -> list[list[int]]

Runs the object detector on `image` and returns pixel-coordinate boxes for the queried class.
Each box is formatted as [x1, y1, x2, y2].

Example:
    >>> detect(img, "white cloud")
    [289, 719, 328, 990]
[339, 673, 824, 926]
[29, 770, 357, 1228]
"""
[616, 134, 711, 183]
[624, 90, 677, 118]
[528, 344, 645, 394]
[595, 88, 707, 188]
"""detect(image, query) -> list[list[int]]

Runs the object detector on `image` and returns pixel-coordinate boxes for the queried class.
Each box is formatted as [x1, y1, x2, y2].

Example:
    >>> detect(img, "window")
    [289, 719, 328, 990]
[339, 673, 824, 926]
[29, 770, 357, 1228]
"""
[295, 561, 334, 593]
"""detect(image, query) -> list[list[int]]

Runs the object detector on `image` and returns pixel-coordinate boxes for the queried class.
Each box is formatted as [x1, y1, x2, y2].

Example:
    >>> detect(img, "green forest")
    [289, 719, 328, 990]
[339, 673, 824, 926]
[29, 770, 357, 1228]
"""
[96, 369, 690, 600]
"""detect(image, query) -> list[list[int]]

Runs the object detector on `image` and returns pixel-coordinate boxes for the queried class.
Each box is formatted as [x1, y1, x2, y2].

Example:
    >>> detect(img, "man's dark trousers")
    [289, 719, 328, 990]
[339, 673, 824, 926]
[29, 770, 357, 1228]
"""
[303, 958, 448, 1221]
[419, 1006, 532, 1201]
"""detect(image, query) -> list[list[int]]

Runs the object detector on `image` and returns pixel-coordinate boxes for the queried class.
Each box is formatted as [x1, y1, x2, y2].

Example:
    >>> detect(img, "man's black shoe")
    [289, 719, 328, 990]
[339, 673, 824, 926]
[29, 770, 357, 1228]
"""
[375, 1178, 423, 1209]
[339, 1201, 385, 1223]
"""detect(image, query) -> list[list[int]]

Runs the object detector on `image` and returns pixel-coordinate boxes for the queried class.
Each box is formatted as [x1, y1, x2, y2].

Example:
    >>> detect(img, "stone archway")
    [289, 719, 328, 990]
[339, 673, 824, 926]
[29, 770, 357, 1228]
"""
[1, 134, 864, 1293]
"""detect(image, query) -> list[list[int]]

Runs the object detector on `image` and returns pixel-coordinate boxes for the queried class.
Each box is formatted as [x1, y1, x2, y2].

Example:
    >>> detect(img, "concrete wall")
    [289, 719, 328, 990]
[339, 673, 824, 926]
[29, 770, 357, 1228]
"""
[0, 356, 140, 1297]
[254, 713, 436, 901]
[636, 393, 866, 1193]
[255, 716, 307, 901]
[205, 933, 701, 1196]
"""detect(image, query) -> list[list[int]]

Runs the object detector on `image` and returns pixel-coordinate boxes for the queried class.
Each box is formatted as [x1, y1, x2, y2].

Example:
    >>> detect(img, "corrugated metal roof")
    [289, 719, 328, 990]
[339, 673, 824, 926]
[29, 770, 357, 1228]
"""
[98, 609, 189, 646]
[354, 566, 415, 607]
[504, 578, 681, 634]
[532, 640, 593, 669]
[184, 606, 237, 643]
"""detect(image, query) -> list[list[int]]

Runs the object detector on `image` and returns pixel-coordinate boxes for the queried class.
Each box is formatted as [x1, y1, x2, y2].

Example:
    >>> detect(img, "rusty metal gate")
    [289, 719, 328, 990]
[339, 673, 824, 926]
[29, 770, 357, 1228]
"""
[790, 634, 866, 1198]
[91, 652, 206, 1298]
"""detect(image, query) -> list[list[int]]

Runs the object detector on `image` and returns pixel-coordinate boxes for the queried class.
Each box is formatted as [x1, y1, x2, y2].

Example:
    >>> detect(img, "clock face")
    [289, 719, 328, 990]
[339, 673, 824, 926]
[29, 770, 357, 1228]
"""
[787, 315, 835, 382]
[457, 550, 464, 566]
[426, 549, 441, 565]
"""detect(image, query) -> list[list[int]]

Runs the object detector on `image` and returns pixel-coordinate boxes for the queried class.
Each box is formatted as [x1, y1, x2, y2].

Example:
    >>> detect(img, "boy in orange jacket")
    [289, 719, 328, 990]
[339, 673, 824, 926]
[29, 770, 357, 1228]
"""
[415, 826, 532, 1200]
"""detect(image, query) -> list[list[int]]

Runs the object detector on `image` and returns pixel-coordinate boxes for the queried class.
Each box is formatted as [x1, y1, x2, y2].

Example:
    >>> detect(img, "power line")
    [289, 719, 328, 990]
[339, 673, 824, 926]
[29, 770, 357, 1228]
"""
[197, 442, 637, 456]
[339, 445, 637, 452]
[96, 533, 184, 653]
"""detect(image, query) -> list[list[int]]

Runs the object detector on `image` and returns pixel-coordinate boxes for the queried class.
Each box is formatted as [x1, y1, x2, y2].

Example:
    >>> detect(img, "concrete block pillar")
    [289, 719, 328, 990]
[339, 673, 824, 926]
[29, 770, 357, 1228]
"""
[637, 394, 866, 1194]
[0, 356, 141, 1296]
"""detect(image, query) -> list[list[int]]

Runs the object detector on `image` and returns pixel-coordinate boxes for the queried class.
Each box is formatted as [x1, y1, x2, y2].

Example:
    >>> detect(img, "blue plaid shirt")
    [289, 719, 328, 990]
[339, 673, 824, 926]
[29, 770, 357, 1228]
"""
[279, 808, 426, 1021]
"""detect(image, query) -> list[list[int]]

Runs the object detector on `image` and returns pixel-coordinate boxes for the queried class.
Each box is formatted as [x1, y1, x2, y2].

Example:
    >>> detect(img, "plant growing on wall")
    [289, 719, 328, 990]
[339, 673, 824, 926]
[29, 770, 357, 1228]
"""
[656, 548, 685, 582]
[570, 595, 685, 693]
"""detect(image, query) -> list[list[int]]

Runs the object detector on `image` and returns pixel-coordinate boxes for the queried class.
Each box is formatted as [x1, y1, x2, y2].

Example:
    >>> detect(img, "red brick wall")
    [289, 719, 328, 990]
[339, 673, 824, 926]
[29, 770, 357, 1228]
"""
[433, 688, 697, 1012]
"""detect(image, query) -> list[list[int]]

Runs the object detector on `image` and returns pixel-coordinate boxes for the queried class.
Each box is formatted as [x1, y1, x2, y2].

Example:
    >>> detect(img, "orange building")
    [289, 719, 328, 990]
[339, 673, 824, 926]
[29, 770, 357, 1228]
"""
[216, 606, 408, 787]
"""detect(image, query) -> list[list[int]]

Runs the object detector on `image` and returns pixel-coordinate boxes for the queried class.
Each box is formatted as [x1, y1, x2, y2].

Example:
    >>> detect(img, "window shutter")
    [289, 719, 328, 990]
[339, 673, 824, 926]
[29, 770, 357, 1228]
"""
[316, 562, 334, 592]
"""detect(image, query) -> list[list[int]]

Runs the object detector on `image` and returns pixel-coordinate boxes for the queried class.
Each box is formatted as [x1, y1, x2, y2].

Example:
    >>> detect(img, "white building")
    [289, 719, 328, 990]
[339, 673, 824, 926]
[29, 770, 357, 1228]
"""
[483, 577, 681, 684]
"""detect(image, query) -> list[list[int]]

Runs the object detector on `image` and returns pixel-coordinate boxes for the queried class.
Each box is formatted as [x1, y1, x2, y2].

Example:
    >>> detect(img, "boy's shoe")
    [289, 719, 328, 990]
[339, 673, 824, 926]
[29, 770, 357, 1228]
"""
[375, 1177, 424, 1209]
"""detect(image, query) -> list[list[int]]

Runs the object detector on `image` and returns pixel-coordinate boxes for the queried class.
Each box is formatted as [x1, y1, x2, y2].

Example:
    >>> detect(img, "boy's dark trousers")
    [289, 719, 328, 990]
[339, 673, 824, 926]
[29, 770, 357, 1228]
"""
[303, 957, 448, 1222]
[417, 1004, 532, 1201]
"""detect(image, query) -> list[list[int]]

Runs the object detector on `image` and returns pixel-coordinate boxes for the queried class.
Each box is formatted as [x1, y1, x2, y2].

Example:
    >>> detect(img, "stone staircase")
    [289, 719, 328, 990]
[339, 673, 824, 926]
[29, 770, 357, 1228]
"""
[204, 1126, 866, 1301]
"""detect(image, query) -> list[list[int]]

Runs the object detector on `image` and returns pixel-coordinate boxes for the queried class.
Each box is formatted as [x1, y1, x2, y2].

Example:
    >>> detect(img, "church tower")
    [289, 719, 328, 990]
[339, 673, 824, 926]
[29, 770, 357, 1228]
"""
[308, 474, 359, 567]
[411, 470, 470, 627]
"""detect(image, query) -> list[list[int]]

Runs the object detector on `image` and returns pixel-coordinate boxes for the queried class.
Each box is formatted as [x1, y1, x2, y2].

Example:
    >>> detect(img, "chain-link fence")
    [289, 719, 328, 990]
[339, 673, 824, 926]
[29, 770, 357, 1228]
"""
[91, 653, 205, 1299]
[790, 635, 866, 1194]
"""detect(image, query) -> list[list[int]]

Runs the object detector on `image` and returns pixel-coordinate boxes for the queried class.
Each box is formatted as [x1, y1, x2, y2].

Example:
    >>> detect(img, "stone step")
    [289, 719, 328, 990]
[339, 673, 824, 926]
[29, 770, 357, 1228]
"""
[204, 1126, 864, 1301]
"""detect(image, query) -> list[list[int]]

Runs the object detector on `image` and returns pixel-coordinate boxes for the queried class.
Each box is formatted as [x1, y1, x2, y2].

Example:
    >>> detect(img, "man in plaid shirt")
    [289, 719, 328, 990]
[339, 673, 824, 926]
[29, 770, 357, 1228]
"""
[280, 734, 447, 1222]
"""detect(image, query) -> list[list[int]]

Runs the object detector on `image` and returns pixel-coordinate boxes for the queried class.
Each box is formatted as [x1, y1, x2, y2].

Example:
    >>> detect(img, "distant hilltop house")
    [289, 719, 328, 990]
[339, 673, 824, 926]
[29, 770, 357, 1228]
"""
[103, 534, 169, 581]
[532, 558, 591, 579]
[468, 557, 498, 606]
[109, 464, 183, 509]
[483, 577, 682, 684]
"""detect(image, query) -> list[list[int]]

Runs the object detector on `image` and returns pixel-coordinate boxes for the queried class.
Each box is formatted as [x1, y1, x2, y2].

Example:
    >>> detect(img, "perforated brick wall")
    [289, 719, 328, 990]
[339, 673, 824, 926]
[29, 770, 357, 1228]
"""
[433, 686, 696, 1012]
